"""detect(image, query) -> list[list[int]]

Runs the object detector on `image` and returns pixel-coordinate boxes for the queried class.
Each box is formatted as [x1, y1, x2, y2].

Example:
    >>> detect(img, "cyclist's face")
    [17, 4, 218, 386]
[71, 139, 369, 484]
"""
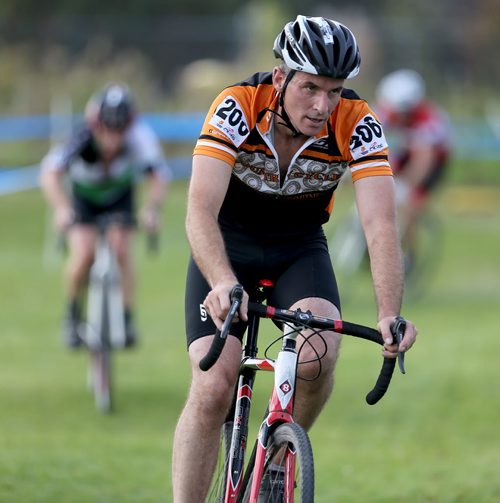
[95, 126, 127, 157]
[274, 69, 344, 136]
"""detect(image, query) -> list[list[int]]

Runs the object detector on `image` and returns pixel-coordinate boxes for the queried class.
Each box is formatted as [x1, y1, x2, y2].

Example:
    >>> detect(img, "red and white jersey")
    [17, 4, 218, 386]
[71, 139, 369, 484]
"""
[376, 100, 452, 171]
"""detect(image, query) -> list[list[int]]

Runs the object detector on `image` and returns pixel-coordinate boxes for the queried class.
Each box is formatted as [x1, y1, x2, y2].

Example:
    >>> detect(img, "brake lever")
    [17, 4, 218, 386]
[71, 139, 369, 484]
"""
[391, 316, 407, 374]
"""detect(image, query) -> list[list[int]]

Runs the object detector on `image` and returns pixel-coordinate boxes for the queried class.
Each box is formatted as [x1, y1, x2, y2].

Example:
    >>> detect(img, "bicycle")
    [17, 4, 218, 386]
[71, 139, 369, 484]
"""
[82, 216, 160, 413]
[83, 215, 127, 413]
[201, 282, 407, 502]
[58, 214, 157, 413]
[329, 180, 443, 302]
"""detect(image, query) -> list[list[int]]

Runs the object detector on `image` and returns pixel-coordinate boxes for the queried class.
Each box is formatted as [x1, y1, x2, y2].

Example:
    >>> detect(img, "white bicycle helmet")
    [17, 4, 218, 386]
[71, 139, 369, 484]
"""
[273, 15, 361, 79]
[376, 69, 426, 112]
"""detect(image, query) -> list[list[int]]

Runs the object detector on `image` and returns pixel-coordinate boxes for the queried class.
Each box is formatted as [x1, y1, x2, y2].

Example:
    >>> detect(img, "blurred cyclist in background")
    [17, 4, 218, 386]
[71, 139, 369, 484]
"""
[375, 69, 452, 272]
[40, 83, 171, 348]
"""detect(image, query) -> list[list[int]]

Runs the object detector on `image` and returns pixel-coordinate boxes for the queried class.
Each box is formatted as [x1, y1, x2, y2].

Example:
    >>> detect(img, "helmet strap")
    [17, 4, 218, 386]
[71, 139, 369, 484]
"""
[275, 70, 305, 138]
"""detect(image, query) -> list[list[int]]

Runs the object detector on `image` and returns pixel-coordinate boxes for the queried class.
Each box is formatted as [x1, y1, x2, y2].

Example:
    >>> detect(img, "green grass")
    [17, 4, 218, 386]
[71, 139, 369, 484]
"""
[1, 178, 499, 502]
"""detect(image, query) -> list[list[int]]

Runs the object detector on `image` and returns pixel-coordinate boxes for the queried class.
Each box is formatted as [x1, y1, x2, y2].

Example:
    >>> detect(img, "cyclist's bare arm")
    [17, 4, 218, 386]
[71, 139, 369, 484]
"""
[354, 176, 417, 355]
[402, 141, 435, 188]
[39, 167, 72, 232]
[140, 170, 168, 232]
[186, 154, 248, 328]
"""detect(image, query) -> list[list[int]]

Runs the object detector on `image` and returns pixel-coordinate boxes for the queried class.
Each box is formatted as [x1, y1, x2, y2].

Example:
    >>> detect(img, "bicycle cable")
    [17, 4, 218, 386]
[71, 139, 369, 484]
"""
[263, 322, 330, 382]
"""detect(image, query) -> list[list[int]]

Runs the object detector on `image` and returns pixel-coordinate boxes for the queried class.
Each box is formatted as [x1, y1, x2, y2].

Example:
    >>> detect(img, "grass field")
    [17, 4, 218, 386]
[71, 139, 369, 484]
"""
[1, 178, 499, 502]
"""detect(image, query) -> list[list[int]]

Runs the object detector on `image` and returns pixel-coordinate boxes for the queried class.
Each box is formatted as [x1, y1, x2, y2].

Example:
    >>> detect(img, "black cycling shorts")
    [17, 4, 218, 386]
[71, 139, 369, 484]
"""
[184, 227, 340, 348]
[72, 189, 136, 228]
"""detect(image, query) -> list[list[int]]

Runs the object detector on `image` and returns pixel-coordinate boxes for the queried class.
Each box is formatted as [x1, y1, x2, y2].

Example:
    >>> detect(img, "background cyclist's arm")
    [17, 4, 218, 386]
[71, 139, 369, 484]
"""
[140, 169, 168, 232]
[400, 140, 435, 190]
[186, 154, 248, 328]
[132, 120, 171, 231]
[39, 161, 72, 233]
[354, 175, 416, 355]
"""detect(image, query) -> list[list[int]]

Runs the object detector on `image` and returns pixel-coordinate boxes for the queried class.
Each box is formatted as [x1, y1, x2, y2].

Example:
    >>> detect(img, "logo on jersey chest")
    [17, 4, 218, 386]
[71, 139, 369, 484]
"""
[235, 153, 346, 194]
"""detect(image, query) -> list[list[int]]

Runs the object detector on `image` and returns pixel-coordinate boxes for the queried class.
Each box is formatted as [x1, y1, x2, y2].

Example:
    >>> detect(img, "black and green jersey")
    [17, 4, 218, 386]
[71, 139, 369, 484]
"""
[41, 121, 171, 207]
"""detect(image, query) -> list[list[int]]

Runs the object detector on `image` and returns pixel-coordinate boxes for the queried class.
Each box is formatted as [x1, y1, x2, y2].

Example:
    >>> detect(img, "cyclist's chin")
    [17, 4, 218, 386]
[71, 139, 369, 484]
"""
[300, 119, 324, 137]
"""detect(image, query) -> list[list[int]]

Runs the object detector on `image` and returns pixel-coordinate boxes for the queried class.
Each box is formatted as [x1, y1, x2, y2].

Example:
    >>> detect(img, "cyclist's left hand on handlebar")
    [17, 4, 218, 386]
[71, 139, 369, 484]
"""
[378, 316, 418, 358]
[203, 281, 248, 330]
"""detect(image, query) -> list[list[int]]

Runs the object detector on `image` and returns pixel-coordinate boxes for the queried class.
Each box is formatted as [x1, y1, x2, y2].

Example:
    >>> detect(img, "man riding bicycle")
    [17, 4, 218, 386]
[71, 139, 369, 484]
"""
[172, 15, 418, 502]
[375, 69, 452, 272]
[40, 83, 170, 349]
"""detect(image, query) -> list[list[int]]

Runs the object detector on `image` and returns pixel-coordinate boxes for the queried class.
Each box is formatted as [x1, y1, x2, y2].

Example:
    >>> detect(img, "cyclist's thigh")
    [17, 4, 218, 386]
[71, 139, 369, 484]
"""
[107, 225, 133, 261]
[418, 160, 447, 197]
[185, 257, 248, 349]
[67, 225, 97, 263]
[269, 241, 341, 315]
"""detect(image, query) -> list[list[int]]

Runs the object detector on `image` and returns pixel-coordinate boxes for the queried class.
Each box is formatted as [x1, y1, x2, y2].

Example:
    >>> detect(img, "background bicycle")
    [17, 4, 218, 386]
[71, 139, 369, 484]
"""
[329, 178, 443, 303]
[64, 215, 158, 413]
[202, 282, 406, 502]
[82, 215, 127, 413]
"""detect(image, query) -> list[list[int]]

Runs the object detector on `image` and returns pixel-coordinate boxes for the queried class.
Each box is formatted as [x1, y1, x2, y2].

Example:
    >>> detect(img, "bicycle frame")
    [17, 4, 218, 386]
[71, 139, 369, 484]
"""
[86, 231, 126, 350]
[223, 316, 302, 502]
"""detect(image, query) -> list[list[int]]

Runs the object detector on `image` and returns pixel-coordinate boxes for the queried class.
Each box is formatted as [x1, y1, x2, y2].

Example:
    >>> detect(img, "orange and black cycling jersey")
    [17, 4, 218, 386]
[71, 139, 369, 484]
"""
[193, 72, 393, 236]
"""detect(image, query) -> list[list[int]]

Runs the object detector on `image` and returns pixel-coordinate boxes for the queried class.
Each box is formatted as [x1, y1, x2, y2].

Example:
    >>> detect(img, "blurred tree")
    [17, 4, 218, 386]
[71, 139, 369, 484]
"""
[0, 0, 251, 16]
[0, 0, 497, 115]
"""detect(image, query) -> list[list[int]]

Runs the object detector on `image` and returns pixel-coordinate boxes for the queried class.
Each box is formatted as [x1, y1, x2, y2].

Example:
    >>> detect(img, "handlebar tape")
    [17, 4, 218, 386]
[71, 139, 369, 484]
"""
[199, 285, 244, 372]
[365, 357, 397, 405]
[199, 329, 225, 371]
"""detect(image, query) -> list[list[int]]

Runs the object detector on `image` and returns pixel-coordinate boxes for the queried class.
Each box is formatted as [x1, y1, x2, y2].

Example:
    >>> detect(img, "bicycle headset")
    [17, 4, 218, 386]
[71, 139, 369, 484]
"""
[271, 15, 361, 137]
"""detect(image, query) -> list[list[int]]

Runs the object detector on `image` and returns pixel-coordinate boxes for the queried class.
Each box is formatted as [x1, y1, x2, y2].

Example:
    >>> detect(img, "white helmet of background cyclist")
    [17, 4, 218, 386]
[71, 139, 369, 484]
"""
[376, 69, 426, 112]
[273, 15, 361, 79]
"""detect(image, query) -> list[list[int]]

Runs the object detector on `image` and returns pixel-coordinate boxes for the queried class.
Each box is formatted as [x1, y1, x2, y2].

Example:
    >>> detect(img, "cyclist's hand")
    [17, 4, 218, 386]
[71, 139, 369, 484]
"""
[378, 316, 418, 358]
[140, 206, 160, 233]
[54, 206, 73, 234]
[203, 281, 248, 330]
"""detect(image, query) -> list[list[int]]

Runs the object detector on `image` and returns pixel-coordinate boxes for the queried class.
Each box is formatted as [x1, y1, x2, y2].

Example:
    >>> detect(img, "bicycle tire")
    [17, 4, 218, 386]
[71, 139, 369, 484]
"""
[329, 209, 366, 276]
[240, 422, 314, 503]
[205, 421, 234, 502]
[403, 210, 443, 301]
[88, 279, 113, 413]
[90, 346, 112, 412]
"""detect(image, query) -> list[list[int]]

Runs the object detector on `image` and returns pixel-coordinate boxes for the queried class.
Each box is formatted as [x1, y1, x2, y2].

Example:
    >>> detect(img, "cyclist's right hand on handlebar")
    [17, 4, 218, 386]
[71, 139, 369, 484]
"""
[378, 315, 417, 358]
[54, 206, 73, 234]
[203, 281, 248, 329]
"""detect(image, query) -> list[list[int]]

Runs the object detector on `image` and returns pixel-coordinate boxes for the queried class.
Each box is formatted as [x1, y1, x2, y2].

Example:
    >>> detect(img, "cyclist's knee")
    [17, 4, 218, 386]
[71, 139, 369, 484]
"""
[188, 371, 235, 417]
[69, 246, 95, 271]
[187, 336, 241, 414]
[297, 331, 341, 380]
[113, 244, 131, 268]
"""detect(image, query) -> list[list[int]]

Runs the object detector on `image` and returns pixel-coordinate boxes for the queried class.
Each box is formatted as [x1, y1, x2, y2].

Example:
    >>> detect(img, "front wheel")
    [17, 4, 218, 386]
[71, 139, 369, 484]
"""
[205, 421, 233, 502]
[89, 346, 112, 413]
[402, 210, 443, 301]
[241, 422, 314, 503]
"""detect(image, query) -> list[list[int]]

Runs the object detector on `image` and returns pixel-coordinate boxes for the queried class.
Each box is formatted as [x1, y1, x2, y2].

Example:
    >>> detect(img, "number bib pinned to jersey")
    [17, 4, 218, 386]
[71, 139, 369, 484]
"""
[209, 95, 250, 147]
[350, 114, 388, 160]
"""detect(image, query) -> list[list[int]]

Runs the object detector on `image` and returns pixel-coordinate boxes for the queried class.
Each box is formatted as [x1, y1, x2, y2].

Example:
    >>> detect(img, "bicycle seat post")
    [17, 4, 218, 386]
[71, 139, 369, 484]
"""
[243, 279, 275, 359]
